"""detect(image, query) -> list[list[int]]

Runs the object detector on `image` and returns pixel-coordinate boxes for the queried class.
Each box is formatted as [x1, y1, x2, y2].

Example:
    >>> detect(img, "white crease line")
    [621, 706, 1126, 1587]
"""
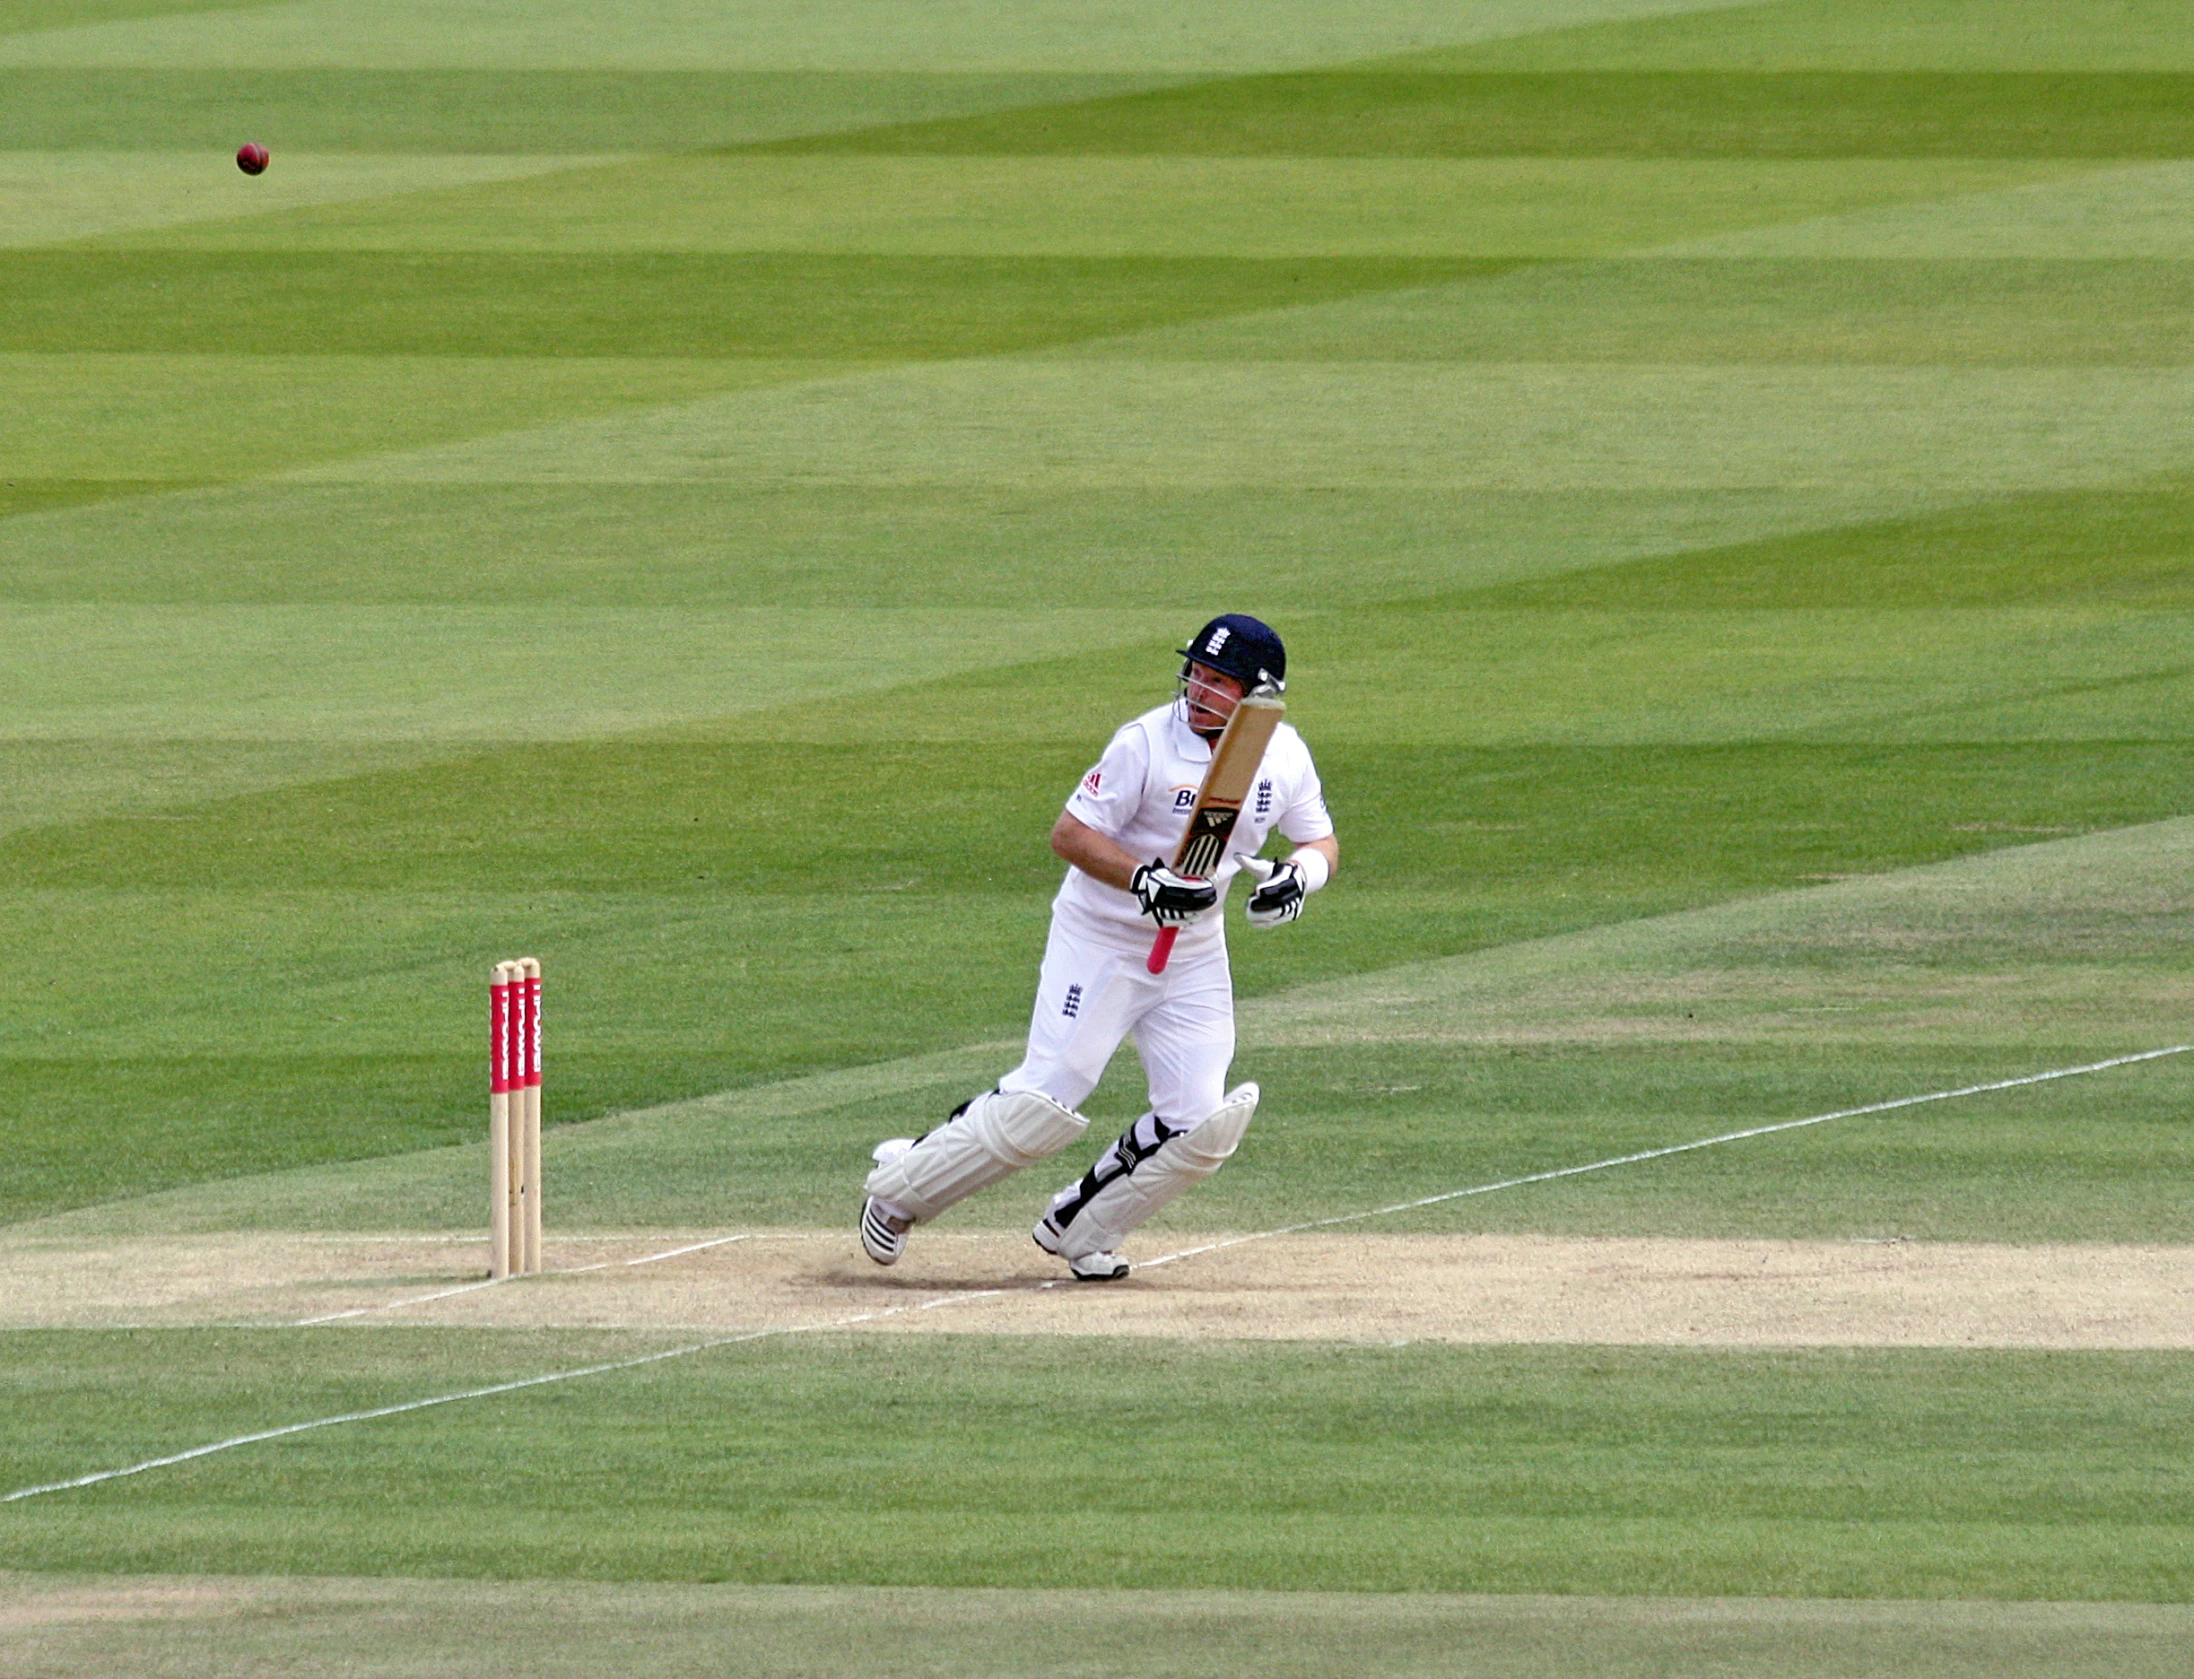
[548, 1233, 769, 1279]
[10, 1046, 2183, 1505]
[291, 1232, 760, 1245]
[294, 1234, 762, 1324]
[621, 1233, 760, 1268]
[295, 1279, 502, 1327]
[292, 1235, 479, 1245]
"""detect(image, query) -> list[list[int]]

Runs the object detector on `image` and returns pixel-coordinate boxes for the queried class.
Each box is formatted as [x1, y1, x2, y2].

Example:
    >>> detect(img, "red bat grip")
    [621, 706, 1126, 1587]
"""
[1146, 924, 1179, 974]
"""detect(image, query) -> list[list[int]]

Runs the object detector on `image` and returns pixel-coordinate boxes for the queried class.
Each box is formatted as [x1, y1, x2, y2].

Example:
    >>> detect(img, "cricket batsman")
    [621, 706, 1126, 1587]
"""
[860, 614, 1340, 1280]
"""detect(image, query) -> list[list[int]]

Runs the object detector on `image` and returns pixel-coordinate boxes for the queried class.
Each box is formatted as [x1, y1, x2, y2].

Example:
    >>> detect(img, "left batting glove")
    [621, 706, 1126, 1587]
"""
[1244, 858, 1306, 927]
[1243, 850, 1328, 928]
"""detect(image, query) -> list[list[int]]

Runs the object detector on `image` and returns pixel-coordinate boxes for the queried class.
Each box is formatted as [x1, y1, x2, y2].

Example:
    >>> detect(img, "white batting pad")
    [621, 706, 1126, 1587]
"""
[865, 1088, 1087, 1221]
[1051, 1083, 1259, 1261]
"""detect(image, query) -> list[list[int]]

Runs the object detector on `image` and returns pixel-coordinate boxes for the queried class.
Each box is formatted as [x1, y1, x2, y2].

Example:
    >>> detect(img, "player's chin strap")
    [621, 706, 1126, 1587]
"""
[1176, 687, 1225, 741]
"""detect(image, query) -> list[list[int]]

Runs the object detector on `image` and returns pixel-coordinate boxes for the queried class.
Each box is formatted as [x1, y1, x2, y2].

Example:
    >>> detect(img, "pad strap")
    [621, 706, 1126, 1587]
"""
[866, 1088, 1087, 1221]
[1043, 1084, 1259, 1260]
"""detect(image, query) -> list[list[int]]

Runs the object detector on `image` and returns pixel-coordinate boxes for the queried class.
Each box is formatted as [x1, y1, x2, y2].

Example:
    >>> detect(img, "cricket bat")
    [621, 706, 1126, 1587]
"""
[1147, 693, 1286, 975]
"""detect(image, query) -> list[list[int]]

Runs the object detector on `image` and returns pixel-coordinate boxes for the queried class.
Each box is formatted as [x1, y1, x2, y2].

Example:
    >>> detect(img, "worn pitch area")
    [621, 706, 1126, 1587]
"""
[9, 1228, 2192, 1349]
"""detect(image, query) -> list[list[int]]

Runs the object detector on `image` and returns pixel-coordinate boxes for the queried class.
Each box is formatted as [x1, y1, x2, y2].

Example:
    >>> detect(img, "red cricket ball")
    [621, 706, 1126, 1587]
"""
[236, 143, 269, 175]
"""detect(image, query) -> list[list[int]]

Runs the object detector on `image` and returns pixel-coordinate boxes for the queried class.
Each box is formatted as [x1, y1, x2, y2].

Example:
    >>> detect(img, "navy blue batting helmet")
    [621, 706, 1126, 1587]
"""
[1179, 614, 1286, 694]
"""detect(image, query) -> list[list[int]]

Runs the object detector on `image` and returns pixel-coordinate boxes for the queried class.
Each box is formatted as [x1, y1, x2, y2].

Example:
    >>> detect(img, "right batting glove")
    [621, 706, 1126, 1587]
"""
[1131, 860, 1218, 926]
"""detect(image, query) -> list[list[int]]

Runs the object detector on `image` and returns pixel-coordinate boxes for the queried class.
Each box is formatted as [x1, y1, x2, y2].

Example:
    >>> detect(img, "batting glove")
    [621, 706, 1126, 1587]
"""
[1131, 860, 1217, 926]
[1244, 858, 1307, 928]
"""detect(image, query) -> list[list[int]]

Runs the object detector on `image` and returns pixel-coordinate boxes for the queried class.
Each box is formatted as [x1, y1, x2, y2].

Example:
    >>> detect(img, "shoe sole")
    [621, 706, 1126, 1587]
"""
[860, 1200, 908, 1265]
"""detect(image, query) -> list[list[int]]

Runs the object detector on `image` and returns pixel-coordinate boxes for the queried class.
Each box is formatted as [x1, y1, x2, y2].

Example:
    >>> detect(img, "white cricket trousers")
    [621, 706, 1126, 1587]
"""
[997, 906, 1234, 1125]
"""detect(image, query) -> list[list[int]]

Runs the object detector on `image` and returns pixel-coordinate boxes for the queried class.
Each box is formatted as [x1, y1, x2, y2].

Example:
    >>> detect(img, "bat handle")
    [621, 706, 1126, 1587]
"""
[1146, 925, 1179, 975]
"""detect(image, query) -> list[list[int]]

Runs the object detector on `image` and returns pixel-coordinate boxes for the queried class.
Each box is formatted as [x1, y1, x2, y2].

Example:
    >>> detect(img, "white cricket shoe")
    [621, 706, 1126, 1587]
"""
[1067, 1251, 1129, 1282]
[1032, 1216, 1129, 1282]
[860, 1197, 911, 1265]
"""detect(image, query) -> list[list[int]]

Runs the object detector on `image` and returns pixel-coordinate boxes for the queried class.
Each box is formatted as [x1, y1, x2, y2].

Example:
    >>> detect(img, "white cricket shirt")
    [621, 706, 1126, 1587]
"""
[1055, 699, 1333, 943]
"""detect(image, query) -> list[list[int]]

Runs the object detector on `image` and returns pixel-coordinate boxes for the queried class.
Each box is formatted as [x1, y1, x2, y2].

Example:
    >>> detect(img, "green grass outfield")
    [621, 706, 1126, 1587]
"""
[3, 0, 2193, 1672]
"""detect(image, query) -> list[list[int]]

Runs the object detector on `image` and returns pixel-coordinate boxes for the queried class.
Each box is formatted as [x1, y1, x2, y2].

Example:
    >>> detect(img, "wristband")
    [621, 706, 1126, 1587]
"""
[1286, 847, 1331, 894]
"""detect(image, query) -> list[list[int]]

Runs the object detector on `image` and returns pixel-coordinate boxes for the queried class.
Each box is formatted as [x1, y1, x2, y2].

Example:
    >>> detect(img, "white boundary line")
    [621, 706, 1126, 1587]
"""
[7, 1045, 2184, 1507]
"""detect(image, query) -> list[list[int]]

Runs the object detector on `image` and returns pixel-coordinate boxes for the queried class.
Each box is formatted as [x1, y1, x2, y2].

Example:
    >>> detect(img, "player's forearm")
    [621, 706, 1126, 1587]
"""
[1050, 811, 1142, 892]
[1299, 835, 1338, 880]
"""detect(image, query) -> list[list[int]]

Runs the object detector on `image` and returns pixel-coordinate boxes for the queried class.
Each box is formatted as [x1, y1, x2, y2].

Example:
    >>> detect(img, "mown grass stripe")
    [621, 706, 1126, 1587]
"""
[763, 72, 2194, 159]
[0, 252, 1524, 357]
[0, 69, 1159, 152]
